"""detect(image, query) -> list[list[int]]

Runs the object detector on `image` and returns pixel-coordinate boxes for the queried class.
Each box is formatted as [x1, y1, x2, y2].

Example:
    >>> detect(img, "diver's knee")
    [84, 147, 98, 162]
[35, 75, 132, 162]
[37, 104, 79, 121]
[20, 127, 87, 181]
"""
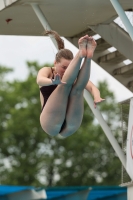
[60, 126, 78, 138]
[41, 125, 60, 137]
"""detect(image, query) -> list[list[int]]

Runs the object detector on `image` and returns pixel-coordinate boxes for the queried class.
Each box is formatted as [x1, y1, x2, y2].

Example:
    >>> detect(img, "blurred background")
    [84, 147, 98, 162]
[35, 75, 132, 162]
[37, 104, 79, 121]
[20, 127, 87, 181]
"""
[0, 10, 133, 189]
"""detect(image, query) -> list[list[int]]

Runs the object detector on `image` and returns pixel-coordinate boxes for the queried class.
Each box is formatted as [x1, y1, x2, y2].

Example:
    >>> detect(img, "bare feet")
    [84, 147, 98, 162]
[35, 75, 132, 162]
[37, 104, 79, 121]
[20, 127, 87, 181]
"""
[87, 36, 97, 58]
[78, 35, 97, 58]
[78, 35, 88, 58]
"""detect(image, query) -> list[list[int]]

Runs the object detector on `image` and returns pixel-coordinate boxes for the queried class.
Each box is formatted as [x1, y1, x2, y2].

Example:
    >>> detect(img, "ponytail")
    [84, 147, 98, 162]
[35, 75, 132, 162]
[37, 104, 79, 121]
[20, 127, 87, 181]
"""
[45, 30, 64, 50]
[45, 30, 73, 62]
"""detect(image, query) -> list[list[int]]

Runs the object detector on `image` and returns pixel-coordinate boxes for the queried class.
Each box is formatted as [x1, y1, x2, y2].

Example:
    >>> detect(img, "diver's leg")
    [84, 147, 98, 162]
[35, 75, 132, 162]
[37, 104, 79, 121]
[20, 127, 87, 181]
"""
[59, 37, 97, 137]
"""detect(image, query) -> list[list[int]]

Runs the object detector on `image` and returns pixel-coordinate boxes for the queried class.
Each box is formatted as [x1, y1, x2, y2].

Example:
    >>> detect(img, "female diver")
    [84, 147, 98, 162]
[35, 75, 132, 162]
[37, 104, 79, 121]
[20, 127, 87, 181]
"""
[37, 30, 104, 137]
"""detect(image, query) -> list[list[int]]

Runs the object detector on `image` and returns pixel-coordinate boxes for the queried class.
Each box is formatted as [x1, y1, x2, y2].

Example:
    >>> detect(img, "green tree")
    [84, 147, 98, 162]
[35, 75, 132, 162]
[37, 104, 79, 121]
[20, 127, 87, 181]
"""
[0, 62, 122, 186]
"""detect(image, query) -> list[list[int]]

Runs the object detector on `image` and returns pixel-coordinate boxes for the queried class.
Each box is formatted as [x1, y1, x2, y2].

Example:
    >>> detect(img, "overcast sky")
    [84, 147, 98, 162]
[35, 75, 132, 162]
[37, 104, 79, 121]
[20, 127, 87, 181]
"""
[0, 35, 133, 102]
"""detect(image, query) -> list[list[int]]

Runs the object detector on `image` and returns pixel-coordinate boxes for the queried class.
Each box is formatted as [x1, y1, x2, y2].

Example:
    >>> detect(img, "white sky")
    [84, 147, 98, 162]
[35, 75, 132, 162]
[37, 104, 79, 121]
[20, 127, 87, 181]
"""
[0, 35, 133, 102]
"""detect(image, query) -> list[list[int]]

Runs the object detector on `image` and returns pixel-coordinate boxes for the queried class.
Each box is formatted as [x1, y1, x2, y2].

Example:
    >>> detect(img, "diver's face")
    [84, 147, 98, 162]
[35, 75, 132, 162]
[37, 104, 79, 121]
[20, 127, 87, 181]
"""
[54, 58, 71, 77]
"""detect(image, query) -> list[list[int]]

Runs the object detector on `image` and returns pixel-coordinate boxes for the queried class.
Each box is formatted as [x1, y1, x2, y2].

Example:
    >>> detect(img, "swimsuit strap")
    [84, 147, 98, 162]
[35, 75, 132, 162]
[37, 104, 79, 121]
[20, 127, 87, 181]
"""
[51, 67, 54, 79]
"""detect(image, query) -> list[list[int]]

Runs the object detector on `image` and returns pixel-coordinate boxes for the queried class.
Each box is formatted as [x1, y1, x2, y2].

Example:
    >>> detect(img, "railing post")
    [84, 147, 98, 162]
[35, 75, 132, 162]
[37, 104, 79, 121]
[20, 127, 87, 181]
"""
[110, 0, 133, 41]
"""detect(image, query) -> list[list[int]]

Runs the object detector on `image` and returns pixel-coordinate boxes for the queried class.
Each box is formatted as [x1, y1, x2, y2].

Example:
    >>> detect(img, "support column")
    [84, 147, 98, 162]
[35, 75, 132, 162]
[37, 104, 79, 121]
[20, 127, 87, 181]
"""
[31, 3, 58, 50]
[110, 0, 133, 41]
[84, 90, 128, 174]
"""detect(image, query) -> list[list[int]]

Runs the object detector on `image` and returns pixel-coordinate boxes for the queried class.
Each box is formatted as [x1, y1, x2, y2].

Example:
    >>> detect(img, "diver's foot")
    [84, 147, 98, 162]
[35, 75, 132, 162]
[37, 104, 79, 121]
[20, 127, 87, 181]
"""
[78, 35, 88, 58]
[87, 37, 97, 58]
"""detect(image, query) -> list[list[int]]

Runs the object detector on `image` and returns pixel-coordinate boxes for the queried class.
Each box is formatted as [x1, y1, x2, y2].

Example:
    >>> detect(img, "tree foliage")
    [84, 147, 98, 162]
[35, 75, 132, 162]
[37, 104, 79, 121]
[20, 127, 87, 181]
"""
[0, 62, 122, 187]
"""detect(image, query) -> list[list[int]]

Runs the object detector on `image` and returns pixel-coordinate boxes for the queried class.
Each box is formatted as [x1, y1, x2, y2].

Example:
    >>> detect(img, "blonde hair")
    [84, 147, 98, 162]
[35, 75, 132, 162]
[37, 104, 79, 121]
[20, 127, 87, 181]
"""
[45, 30, 73, 62]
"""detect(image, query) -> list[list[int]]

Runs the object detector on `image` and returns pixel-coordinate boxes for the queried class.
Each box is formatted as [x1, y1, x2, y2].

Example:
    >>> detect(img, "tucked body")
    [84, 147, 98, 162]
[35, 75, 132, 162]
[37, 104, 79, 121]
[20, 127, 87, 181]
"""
[37, 30, 104, 137]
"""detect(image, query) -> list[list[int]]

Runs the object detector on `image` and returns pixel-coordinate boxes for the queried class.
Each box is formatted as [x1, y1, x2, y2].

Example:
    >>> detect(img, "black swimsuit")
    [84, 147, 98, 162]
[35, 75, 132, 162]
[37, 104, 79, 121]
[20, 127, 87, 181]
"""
[40, 68, 66, 133]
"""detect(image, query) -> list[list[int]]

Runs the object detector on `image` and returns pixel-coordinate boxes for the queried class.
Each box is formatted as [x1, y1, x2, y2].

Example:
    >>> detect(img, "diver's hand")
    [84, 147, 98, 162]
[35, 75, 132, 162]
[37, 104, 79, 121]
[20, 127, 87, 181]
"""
[51, 73, 66, 85]
[94, 98, 105, 108]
